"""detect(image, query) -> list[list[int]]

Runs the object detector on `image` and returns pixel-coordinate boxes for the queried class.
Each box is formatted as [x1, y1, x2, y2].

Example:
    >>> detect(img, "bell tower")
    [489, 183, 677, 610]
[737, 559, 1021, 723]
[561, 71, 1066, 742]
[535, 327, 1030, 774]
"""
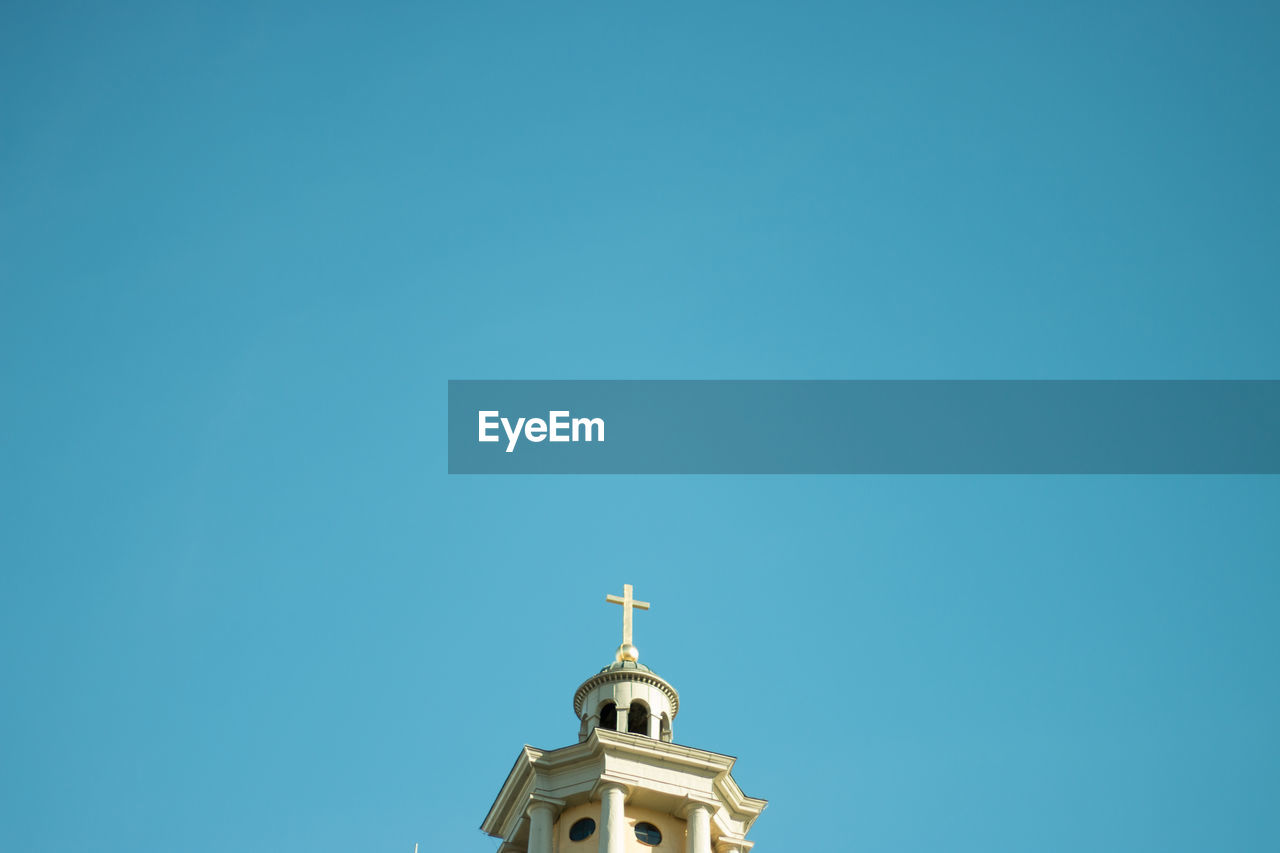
[481, 584, 767, 853]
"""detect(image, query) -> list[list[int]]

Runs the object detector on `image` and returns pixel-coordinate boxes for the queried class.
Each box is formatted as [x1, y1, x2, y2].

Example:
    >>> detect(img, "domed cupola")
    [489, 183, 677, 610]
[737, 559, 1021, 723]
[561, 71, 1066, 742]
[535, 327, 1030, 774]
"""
[573, 585, 679, 743]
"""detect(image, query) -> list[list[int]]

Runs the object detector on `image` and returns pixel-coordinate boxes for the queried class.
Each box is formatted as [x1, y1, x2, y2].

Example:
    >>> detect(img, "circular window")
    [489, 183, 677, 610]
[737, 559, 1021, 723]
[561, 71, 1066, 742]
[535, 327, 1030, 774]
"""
[568, 818, 596, 842]
[634, 822, 662, 846]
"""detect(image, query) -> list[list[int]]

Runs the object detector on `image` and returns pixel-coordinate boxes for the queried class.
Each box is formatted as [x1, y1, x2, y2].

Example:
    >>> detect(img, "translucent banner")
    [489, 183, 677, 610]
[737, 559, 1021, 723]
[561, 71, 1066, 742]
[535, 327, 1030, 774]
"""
[447, 381, 1280, 474]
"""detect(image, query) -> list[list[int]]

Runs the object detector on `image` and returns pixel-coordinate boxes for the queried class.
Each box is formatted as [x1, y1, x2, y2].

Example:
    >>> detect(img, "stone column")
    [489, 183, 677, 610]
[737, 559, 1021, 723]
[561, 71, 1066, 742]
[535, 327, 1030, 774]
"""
[527, 801, 556, 853]
[684, 803, 713, 853]
[598, 783, 628, 853]
[647, 711, 661, 739]
[617, 705, 630, 733]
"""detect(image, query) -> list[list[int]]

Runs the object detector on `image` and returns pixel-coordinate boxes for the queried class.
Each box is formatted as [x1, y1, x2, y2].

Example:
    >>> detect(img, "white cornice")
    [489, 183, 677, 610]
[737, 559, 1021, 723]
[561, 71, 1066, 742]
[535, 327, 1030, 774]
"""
[480, 729, 766, 841]
[479, 746, 541, 839]
[573, 668, 681, 717]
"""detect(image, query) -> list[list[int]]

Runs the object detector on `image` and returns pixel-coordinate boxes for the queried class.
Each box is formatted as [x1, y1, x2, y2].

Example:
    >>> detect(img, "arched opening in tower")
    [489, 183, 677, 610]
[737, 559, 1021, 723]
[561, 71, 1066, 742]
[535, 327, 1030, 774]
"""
[599, 701, 618, 731]
[627, 701, 649, 736]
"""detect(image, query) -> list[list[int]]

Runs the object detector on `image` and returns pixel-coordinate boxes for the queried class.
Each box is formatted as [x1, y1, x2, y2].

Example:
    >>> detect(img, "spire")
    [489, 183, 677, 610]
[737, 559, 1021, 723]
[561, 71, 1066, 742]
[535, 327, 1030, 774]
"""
[481, 581, 767, 853]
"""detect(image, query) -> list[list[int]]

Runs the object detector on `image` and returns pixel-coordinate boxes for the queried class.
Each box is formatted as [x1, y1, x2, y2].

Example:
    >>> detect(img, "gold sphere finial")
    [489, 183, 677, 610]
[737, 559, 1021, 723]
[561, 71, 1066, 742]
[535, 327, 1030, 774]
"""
[615, 643, 639, 662]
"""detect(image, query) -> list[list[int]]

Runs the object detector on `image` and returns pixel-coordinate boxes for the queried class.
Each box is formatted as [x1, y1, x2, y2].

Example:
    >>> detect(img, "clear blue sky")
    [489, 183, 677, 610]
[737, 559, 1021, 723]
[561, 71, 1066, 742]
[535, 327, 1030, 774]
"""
[2, 3, 1278, 851]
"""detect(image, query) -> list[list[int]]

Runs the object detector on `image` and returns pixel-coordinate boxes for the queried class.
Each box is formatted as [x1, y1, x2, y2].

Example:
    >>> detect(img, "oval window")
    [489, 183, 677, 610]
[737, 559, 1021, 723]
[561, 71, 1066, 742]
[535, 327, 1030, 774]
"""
[634, 822, 662, 846]
[568, 818, 596, 842]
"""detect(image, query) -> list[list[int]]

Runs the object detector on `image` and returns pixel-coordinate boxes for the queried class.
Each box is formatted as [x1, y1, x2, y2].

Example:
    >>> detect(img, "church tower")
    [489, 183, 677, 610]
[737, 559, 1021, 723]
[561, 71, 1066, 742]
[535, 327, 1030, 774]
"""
[481, 584, 767, 853]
